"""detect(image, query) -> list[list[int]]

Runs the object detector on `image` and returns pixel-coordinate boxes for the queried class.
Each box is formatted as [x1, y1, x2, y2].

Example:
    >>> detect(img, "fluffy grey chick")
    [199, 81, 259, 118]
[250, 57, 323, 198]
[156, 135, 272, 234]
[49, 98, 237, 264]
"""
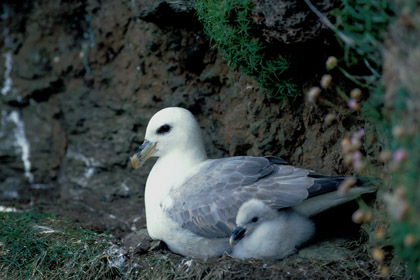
[230, 199, 315, 260]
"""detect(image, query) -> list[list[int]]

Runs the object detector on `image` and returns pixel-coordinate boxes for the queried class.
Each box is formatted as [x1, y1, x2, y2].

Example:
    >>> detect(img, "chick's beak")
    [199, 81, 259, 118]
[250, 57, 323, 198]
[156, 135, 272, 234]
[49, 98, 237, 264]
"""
[229, 226, 246, 247]
[130, 140, 157, 169]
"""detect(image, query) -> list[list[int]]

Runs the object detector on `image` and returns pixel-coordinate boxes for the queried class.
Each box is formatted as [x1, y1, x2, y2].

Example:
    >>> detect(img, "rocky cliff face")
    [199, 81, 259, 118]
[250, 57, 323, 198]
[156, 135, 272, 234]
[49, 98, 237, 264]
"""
[0, 0, 362, 235]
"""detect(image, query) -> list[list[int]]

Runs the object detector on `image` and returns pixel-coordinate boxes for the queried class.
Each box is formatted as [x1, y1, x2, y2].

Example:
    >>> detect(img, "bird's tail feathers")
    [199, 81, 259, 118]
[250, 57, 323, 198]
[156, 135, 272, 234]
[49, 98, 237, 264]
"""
[293, 186, 376, 217]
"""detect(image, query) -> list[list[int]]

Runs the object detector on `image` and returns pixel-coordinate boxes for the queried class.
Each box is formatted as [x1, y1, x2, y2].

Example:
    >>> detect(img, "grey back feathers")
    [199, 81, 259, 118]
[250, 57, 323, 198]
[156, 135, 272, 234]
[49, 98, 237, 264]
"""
[167, 156, 317, 238]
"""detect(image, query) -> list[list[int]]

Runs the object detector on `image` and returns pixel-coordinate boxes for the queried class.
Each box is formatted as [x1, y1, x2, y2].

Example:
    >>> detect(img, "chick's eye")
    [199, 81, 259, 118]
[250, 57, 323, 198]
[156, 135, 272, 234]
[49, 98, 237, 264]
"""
[251, 217, 258, 223]
[157, 124, 172, 134]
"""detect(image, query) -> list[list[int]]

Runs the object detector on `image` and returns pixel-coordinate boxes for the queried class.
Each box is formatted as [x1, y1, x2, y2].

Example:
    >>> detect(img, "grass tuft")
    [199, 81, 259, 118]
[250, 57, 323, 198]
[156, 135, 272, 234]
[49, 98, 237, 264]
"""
[0, 210, 120, 279]
[195, 0, 298, 99]
[333, 0, 396, 81]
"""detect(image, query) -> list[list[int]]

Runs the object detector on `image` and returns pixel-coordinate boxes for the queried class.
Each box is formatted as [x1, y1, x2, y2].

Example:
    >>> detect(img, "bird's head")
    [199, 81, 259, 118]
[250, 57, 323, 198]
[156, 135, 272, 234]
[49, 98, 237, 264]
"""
[230, 199, 277, 246]
[131, 107, 205, 168]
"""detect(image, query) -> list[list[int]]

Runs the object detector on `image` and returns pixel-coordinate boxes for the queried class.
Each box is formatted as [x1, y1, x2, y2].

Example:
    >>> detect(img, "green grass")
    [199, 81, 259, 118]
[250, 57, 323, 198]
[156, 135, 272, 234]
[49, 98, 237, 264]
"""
[195, 0, 298, 99]
[0, 210, 120, 279]
[364, 86, 420, 278]
[383, 87, 420, 279]
[333, 0, 396, 82]
[332, 0, 419, 277]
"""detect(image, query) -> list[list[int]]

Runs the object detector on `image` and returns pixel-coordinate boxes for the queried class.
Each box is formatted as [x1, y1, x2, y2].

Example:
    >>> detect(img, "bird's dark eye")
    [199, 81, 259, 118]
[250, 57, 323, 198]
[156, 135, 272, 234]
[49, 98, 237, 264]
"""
[251, 217, 258, 223]
[157, 124, 172, 134]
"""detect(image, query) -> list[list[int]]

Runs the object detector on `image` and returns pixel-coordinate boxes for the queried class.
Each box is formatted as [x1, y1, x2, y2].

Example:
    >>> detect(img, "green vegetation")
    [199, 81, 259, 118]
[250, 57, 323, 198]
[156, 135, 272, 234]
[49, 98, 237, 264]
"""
[334, 0, 396, 71]
[195, 0, 297, 99]
[328, 0, 396, 91]
[329, 0, 420, 278]
[0, 211, 120, 279]
[386, 89, 420, 279]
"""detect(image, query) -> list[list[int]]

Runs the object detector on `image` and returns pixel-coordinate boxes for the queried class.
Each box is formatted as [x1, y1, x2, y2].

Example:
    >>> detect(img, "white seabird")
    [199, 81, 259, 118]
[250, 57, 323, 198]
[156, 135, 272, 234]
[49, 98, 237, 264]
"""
[230, 199, 314, 260]
[130, 107, 376, 259]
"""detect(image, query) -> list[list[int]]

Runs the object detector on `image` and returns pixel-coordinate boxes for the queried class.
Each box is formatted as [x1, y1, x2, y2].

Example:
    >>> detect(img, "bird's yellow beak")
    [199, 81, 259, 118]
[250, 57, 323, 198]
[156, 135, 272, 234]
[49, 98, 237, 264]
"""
[130, 140, 157, 169]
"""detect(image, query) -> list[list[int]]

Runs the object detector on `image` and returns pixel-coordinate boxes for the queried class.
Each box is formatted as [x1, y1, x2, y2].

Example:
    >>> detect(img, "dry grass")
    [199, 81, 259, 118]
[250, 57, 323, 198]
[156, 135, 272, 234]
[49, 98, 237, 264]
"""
[123, 224, 407, 279]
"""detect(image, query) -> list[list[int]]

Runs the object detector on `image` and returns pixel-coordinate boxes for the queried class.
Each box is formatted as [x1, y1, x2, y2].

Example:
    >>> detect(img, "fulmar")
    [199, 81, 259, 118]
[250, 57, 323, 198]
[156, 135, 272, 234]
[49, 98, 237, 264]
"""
[130, 107, 375, 259]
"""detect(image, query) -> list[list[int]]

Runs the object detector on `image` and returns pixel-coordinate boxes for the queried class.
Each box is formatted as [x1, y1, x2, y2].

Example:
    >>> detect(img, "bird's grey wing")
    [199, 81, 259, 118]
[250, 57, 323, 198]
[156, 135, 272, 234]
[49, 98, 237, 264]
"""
[307, 172, 375, 197]
[306, 172, 346, 197]
[264, 155, 289, 165]
[164, 156, 314, 238]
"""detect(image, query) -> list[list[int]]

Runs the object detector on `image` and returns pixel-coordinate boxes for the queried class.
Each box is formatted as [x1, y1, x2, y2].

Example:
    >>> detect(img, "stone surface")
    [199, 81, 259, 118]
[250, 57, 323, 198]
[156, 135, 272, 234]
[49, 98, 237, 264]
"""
[251, 0, 339, 44]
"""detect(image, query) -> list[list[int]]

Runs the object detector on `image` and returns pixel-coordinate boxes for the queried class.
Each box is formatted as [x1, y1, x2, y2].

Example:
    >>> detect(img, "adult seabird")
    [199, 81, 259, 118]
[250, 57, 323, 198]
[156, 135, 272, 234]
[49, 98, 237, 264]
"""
[130, 107, 375, 258]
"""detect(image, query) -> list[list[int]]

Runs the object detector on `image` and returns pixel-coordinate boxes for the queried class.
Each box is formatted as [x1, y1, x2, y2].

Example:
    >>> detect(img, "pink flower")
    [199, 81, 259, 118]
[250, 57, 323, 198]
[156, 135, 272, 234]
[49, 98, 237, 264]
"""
[393, 148, 408, 163]
[307, 87, 321, 103]
[326, 56, 338, 69]
[348, 99, 360, 111]
[353, 129, 365, 139]
[351, 129, 365, 146]
[353, 150, 362, 162]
